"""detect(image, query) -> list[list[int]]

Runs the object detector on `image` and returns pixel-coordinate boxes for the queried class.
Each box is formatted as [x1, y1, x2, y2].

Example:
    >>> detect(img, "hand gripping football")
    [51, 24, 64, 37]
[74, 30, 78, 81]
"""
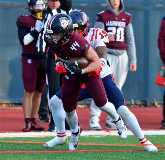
[68, 57, 90, 69]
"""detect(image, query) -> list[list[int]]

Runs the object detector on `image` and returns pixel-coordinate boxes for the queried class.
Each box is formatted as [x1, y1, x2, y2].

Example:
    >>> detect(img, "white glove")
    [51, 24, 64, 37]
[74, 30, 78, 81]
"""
[35, 20, 43, 32]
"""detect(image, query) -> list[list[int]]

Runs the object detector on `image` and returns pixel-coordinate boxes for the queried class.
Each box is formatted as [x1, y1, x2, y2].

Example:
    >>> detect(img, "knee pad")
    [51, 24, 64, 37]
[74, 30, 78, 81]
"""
[117, 105, 130, 118]
[50, 95, 63, 111]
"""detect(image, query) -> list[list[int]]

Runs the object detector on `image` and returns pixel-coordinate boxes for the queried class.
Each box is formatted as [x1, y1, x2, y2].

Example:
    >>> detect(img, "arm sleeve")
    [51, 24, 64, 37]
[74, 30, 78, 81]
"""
[125, 23, 137, 64]
[18, 27, 39, 46]
[158, 19, 165, 64]
[18, 27, 28, 46]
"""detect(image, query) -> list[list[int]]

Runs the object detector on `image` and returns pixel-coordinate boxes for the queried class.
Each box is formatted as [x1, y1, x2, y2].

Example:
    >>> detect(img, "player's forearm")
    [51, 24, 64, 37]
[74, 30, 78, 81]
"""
[82, 60, 101, 74]
[96, 46, 107, 60]
[18, 27, 38, 46]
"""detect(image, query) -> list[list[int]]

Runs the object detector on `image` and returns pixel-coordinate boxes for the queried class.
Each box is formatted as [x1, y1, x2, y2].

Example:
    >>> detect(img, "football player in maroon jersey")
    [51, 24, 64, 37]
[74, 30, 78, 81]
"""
[43, 13, 127, 151]
[93, 0, 137, 132]
[158, 17, 165, 129]
[43, 10, 158, 152]
[16, 0, 47, 132]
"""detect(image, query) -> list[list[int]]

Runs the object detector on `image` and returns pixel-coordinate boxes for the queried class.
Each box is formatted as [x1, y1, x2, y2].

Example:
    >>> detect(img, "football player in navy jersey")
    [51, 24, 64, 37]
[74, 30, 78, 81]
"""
[92, 0, 137, 132]
[16, 0, 47, 132]
[43, 13, 127, 151]
[43, 10, 158, 152]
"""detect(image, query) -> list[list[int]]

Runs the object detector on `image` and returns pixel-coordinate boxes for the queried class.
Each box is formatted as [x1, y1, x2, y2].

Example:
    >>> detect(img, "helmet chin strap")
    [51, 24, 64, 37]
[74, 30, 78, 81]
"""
[36, 12, 42, 19]
[31, 12, 43, 20]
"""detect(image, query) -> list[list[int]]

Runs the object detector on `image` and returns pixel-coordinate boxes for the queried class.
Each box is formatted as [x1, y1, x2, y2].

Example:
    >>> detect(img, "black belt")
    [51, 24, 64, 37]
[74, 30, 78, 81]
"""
[21, 53, 46, 59]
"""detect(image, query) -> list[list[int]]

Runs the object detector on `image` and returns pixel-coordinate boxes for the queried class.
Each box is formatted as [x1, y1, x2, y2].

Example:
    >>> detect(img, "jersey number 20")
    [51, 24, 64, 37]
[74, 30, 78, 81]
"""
[107, 27, 124, 42]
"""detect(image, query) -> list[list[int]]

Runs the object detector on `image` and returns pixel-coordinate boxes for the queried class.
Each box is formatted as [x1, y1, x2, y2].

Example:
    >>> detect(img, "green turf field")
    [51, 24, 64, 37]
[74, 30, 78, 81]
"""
[0, 135, 164, 160]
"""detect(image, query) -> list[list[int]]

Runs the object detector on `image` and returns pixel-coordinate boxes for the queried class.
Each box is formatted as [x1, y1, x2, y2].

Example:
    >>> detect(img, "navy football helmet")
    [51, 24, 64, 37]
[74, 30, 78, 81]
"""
[69, 10, 89, 37]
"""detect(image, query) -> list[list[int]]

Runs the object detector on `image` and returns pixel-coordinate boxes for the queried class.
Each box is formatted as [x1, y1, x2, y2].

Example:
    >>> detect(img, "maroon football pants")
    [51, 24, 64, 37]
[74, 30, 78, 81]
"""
[61, 74, 107, 113]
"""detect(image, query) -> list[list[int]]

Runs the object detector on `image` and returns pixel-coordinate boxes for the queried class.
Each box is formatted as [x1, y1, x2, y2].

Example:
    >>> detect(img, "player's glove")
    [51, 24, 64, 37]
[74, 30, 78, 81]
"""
[38, 52, 47, 71]
[35, 20, 43, 32]
[66, 61, 82, 75]
[55, 61, 67, 74]
[88, 60, 105, 77]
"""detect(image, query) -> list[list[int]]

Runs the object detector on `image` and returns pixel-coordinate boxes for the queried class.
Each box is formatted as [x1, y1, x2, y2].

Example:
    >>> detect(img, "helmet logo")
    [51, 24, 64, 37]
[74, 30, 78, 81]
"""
[36, 0, 44, 4]
[59, 17, 69, 29]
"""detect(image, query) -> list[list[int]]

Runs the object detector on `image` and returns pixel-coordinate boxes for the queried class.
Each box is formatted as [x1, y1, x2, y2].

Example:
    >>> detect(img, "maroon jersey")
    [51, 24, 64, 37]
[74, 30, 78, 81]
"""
[158, 18, 165, 64]
[96, 10, 132, 50]
[16, 15, 39, 55]
[45, 32, 107, 112]
[47, 32, 90, 60]
[46, 32, 90, 75]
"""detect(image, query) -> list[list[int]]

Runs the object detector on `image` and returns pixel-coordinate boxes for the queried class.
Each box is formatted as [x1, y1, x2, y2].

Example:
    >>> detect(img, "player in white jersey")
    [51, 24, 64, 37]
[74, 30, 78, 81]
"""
[93, 0, 137, 130]
[43, 10, 158, 152]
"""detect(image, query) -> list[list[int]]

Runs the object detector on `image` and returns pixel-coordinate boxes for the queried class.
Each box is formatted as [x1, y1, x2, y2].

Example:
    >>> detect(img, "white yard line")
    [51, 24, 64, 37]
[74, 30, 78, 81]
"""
[0, 130, 165, 138]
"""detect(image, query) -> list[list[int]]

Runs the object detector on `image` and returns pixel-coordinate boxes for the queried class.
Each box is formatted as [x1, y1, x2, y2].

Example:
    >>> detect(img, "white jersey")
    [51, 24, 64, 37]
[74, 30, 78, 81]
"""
[85, 28, 111, 78]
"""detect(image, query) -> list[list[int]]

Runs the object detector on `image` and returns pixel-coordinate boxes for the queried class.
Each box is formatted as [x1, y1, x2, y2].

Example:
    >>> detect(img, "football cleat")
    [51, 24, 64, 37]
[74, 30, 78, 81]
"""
[160, 119, 165, 129]
[38, 116, 49, 122]
[106, 116, 116, 130]
[31, 121, 45, 131]
[141, 140, 158, 152]
[22, 126, 30, 132]
[69, 125, 82, 151]
[23, 118, 31, 132]
[89, 116, 102, 130]
[43, 132, 68, 148]
[48, 124, 56, 132]
[113, 116, 127, 139]
[140, 137, 158, 152]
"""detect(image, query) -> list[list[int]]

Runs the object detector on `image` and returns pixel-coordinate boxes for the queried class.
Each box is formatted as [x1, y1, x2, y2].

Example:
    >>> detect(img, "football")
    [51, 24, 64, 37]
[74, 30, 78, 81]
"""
[68, 56, 90, 69]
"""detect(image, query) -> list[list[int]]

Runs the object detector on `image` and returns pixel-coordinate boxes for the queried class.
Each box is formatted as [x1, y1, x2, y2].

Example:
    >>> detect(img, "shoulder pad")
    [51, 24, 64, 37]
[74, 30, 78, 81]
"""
[88, 28, 109, 43]
[16, 15, 31, 28]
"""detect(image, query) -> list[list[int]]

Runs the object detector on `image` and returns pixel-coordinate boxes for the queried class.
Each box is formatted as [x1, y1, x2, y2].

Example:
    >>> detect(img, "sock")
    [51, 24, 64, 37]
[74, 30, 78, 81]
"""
[30, 118, 36, 123]
[57, 132, 66, 137]
[25, 118, 31, 123]
[24, 118, 30, 127]
[99, 102, 119, 121]
[139, 137, 148, 144]
[65, 110, 78, 133]
[117, 105, 144, 139]
[50, 95, 65, 133]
